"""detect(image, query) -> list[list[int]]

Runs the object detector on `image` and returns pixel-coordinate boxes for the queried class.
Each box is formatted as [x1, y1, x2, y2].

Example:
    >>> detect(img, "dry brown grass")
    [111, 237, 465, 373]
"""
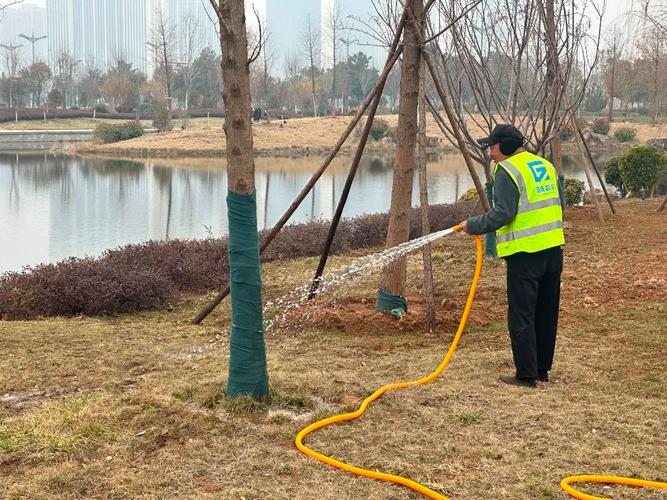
[1, 200, 666, 499]
[71, 114, 477, 158]
[69, 113, 667, 160]
[74, 116, 362, 157]
[0, 118, 153, 131]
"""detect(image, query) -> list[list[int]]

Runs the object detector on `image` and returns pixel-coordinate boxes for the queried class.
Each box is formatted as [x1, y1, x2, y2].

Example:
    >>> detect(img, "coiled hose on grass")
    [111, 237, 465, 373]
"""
[294, 228, 667, 499]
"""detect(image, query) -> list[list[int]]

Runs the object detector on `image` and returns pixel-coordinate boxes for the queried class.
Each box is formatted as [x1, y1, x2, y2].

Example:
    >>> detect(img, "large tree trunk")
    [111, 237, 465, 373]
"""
[220, 4, 256, 193]
[214, 0, 268, 398]
[378, 0, 423, 300]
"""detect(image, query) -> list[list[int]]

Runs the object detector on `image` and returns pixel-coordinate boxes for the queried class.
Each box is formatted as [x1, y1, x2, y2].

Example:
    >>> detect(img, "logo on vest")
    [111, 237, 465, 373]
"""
[527, 160, 551, 182]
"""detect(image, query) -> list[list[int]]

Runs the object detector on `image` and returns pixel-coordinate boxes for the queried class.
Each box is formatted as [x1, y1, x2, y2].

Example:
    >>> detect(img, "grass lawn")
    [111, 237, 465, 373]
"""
[1, 200, 665, 499]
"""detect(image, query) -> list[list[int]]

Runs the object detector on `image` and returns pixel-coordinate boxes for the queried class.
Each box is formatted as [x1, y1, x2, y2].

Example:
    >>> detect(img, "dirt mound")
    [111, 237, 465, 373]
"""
[273, 291, 504, 337]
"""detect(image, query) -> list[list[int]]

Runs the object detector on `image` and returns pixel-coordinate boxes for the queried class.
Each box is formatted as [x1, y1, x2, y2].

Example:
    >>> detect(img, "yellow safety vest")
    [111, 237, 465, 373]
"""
[494, 151, 565, 257]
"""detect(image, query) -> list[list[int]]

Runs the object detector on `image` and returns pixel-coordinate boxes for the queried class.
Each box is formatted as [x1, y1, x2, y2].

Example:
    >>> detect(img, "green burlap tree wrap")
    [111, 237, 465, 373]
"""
[226, 191, 269, 398]
[375, 288, 408, 318]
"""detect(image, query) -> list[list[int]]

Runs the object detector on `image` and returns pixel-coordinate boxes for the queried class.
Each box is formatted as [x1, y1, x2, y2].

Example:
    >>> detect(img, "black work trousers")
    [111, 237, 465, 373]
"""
[505, 246, 563, 380]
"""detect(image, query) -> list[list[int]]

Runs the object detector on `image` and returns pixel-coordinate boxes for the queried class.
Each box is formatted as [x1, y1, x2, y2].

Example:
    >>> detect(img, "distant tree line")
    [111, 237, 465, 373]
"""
[584, 12, 667, 121]
[0, 3, 395, 122]
[0, 46, 393, 117]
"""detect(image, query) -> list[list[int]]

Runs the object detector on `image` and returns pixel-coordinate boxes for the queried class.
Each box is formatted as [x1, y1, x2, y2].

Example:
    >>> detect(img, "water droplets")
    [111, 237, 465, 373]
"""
[176, 228, 457, 358]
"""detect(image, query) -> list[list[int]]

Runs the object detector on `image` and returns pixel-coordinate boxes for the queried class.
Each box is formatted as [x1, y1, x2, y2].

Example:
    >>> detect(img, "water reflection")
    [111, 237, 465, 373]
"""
[0, 150, 603, 273]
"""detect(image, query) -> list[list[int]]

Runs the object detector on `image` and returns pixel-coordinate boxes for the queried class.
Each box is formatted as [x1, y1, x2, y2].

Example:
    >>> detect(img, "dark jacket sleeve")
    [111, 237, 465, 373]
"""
[558, 176, 567, 209]
[466, 168, 519, 235]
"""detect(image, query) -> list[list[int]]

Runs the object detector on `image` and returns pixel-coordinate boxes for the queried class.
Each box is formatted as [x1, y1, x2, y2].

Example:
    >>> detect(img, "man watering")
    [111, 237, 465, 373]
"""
[460, 124, 565, 388]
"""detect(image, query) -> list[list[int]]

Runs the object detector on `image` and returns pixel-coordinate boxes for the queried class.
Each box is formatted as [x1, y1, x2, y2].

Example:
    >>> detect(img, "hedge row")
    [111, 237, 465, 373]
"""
[0, 108, 225, 123]
[0, 202, 479, 320]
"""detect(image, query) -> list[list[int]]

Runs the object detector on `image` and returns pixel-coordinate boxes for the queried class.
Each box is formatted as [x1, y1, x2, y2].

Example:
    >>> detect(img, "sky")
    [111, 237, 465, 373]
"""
[0, 0, 647, 38]
[0, 0, 638, 18]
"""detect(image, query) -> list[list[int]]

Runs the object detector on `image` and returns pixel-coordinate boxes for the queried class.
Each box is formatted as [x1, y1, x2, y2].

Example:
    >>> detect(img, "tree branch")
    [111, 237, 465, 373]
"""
[247, 4, 263, 65]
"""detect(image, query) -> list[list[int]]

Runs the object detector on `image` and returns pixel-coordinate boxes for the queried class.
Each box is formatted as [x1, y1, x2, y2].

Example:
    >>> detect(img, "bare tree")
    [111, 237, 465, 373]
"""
[302, 15, 320, 117]
[262, 31, 275, 110]
[637, 26, 667, 121]
[378, 0, 424, 301]
[604, 25, 626, 123]
[51, 51, 81, 108]
[284, 52, 301, 114]
[637, 0, 667, 35]
[149, 5, 176, 103]
[0, 43, 23, 107]
[418, 58, 435, 331]
[383, 64, 401, 111]
[0, 0, 22, 20]
[324, 2, 344, 115]
[208, 0, 268, 398]
[428, 0, 602, 181]
[178, 14, 204, 125]
[541, 0, 563, 170]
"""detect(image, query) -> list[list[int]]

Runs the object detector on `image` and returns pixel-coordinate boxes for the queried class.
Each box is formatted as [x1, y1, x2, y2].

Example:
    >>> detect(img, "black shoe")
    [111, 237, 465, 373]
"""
[499, 375, 537, 388]
[538, 372, 549, 383]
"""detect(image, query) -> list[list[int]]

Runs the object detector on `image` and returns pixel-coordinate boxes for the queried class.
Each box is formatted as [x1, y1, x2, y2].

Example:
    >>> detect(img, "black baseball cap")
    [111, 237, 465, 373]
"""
[478, 124, 524, 149]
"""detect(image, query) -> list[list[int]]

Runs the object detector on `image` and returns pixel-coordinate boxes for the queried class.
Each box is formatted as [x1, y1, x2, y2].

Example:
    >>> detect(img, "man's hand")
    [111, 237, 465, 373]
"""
[458, 220, 471, 234]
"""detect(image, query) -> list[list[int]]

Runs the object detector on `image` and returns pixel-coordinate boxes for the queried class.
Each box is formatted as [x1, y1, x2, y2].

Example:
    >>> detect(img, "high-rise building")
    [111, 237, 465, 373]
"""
[267, 0, 320, 75]
[47, 0, 155, 73]
[0, 2, 47, 64]
[336, 0, 386, 68]
[44, 0, 266, 75]
[164, 0, 222, 58]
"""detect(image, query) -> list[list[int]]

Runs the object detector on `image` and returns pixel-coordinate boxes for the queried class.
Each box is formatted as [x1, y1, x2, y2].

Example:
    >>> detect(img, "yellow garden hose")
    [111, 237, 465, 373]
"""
[560, 475, 667, 499]
[294, 227, 667, 499]
[295, 227, 481, 499]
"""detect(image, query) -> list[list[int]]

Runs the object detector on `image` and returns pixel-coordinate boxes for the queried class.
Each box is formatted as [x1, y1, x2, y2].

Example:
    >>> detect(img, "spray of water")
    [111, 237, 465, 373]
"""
[177, 228, 458, 358]
[263, 227, 457, 331]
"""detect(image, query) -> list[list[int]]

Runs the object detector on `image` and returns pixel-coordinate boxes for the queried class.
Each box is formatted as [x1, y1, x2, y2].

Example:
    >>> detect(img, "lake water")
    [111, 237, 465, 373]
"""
[0, 150, 605, 273]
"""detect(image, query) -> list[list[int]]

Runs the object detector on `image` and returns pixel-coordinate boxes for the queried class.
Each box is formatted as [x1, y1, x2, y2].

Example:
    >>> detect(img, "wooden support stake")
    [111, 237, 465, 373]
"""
[418, 59, 435, 332]
[574, 128, 604, 222]
[658, 194, 667, 212]
[307, 87, 385, 299]
[576, 124, 617, 214]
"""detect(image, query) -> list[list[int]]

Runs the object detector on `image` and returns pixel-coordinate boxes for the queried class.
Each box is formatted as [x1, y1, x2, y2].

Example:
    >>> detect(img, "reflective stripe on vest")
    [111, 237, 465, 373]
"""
[496, 220, 563, 243]
[494, 152, 564, 257]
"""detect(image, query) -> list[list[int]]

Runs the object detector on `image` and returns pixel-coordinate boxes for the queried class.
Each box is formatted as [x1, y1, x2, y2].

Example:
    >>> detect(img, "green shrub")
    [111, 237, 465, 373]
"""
[0, 202, 480, 320]
[93, 121, 144, 143]
[369, 118, 390, 141]
[591, 118, 610, 135]
[613, 127, 636, 142]
[563, 177, 585, 206]
[458, 187, 480, 202]
[604, 156, 626, 197]
[619, 145, 667, 196]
